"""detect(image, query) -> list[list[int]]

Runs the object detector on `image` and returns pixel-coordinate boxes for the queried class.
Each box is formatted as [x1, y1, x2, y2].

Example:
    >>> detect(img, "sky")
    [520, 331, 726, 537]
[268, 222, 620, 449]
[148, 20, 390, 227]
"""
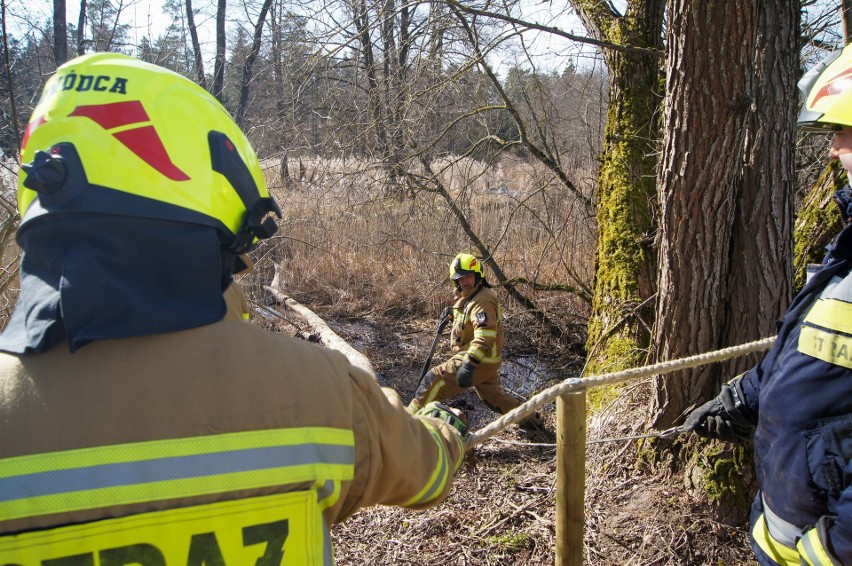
[11, 0, 608, 75]
[9, 0, 205, 54]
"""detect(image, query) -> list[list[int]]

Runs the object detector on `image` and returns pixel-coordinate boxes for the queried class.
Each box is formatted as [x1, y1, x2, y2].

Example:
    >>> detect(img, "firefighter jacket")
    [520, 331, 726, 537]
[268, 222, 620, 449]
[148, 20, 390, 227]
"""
[0, 320, 465, 565]
[450, 284, 503, 366]
[223, 280, 251, 321]
[738, 222, 852, 565]
[411, 284, 519, 415]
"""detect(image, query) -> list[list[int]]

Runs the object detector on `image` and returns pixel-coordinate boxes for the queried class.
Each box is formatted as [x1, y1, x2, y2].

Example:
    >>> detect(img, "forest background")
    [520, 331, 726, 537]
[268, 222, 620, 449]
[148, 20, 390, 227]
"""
[0, 0, 848, 563]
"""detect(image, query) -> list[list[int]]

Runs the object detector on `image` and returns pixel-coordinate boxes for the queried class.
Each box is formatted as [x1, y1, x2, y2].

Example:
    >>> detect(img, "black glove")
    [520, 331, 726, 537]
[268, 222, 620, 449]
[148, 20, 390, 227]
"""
[417, 401, 470, 440]
[440, 306, 453, 321]
[684, 380, 755, 442]
[456, 361, 477, 388]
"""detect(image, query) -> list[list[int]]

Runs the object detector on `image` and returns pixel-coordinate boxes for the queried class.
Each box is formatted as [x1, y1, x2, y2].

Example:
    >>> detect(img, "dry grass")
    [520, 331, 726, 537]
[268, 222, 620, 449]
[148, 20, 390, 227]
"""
[249, 154, 595, 333]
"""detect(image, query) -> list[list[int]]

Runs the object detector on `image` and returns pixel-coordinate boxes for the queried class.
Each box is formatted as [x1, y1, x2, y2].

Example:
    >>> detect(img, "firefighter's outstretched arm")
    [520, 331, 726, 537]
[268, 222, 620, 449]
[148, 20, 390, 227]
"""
[342, 366, 466, 518]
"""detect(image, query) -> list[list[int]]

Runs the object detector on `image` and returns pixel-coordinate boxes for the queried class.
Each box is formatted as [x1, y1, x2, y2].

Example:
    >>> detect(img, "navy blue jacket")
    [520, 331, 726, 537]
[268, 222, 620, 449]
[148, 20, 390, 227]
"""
[739, 222, 852, 561]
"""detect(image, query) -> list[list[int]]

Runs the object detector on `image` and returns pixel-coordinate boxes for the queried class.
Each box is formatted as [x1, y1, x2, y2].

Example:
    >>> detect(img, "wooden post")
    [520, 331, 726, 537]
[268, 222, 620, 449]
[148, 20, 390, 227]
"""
[556, 392, 585, 566]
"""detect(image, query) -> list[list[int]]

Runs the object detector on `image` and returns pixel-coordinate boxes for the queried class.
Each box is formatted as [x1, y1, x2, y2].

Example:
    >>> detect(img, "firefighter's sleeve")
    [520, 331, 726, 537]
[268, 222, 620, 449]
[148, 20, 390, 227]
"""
[464, 300, 499, 365]
[800, 457, 852, 563]
[735, 359, 765, 417]
[340, 365, 465, 520]
[797, 514, 848, 565]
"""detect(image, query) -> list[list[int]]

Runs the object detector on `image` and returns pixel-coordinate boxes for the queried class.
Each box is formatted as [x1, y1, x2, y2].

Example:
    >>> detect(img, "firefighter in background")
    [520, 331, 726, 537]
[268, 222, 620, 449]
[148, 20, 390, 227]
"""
[409, 253, 542, 430]
[0, 53, 467, 565]
[224, 255, 253, 321]
[684, 45, 852, 566]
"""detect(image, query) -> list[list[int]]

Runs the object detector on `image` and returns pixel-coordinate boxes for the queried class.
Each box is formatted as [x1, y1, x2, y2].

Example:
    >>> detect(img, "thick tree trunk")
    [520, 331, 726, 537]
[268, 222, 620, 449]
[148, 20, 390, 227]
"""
[572, 0, 665, 377]
[650, 0, 799, 428]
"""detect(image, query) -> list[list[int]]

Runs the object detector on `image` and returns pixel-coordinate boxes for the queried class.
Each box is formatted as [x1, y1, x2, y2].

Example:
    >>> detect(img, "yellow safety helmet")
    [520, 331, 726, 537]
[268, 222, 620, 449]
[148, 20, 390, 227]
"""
[797, 45, 852, 131]
[449, 253, 484, 281]
[18, 52, 280, 252]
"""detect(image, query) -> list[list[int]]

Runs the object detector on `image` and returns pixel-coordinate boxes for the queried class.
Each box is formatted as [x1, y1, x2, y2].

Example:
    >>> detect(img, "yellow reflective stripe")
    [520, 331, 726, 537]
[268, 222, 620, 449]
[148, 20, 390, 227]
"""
[481, 356, 501, 364]
[797, 527, 840, 566]
[474, 329, 496, 338]
[752, 513, 800, 565]
[804, 299, 852, 334]
[424, 379, 445, 405]
[316, 479, 342, 512]
[0, 492, 325, 566]
[468, 347, 486, 361]
[403, 422, 450, 506]
[450, 429, 465, 470]
[0, 427, 355, 522]
[798, 326, 852, 369]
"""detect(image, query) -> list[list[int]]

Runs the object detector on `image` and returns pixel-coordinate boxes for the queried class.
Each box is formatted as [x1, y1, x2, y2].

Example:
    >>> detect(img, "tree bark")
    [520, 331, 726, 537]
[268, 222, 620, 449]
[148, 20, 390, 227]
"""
[212, 0, 226, 102]
[185, 0, 207, 89]
[793, 160, 846, 289]
[236, 0, 273, 128]
[76, 0, 86, 56]
[571, 0, 665, 376]
[53, 0, 67, 65]
[650, 0, 799, 427]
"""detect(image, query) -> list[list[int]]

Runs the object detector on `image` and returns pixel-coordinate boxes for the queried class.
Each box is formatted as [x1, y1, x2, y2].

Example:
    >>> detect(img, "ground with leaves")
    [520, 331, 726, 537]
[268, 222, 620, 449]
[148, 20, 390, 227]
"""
[258, 304, 758, 565]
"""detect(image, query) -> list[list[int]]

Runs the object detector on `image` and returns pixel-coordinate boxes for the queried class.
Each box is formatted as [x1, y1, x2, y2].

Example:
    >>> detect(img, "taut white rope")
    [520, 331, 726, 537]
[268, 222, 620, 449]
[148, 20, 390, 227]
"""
[465, 336, 776, 450]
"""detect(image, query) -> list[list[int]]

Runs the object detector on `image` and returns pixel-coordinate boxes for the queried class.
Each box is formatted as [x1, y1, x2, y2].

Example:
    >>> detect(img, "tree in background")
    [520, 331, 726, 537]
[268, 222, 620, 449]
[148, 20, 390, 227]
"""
[568, 0, 665, 384]
[212, 0, 226, 101]
[84, 0, 130, 52]
[53, 0, 67, 65]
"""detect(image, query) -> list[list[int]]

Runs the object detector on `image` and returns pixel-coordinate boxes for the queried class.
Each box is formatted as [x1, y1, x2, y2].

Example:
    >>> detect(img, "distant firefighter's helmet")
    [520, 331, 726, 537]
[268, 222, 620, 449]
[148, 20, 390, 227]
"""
[449, 253, 484, 284]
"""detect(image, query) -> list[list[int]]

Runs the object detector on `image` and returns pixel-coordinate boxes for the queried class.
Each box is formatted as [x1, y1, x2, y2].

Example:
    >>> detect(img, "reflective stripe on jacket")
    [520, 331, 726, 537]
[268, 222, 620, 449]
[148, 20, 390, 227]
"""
[0, 320, 463, 563]
[450, 285, 503, 364]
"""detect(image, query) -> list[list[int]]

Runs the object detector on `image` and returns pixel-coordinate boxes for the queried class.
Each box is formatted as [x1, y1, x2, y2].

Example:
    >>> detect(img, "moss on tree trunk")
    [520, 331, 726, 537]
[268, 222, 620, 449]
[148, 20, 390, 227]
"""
[793, 160, 846, 289]
[575, 1, 664, 397]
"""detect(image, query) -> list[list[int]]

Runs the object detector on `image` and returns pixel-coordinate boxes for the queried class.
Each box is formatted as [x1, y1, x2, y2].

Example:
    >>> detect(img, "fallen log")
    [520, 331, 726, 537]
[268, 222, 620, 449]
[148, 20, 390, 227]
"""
[265, 265, 379, 382]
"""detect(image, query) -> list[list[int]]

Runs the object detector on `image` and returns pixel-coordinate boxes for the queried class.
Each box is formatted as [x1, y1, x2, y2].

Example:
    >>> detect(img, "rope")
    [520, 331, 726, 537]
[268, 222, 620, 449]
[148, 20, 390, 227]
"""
[585, 426, 685, 445]
[464, 336, 776, 450]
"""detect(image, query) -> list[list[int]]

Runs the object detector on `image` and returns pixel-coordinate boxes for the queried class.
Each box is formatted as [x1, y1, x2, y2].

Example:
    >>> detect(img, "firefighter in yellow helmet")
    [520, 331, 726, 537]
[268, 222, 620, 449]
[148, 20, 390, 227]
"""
[683, 45, 852, 566]
[0, 53, 466, 564]
[223, 255, 254, 322]
[408, 253, 542, 430]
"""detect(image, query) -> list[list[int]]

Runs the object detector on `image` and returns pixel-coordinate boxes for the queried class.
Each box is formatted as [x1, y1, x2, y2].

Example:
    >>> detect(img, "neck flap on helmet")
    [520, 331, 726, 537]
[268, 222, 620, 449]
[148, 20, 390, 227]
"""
[0, 215, 228, 354]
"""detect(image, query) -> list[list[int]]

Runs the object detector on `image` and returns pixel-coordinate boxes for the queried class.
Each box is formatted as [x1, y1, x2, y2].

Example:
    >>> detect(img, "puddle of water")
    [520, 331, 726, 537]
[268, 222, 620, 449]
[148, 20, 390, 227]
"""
[502, 356, 555, 397]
